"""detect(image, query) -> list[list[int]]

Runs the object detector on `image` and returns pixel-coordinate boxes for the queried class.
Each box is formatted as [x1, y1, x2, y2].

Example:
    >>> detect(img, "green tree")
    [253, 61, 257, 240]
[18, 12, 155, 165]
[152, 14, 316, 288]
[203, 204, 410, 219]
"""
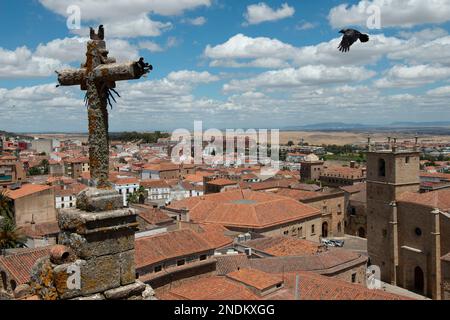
[0, 190, 26, 250]
[27, 167, 42, 176]
[41, 159, 49, 175]
[127, 186, 147, 205]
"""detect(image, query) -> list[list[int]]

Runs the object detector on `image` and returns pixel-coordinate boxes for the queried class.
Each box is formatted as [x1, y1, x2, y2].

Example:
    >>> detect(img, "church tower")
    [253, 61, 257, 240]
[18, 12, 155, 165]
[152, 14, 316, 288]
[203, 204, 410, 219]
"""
[366, 138, 421, 284]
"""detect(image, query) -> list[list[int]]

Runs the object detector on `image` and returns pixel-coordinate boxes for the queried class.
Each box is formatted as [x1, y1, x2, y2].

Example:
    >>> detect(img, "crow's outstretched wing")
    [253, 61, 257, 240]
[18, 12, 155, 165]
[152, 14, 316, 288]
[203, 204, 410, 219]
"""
[338, 34, 357, 52]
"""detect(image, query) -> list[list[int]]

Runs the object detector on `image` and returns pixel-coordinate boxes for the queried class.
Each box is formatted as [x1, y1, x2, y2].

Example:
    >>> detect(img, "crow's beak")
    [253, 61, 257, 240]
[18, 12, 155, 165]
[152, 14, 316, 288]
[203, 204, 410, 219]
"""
[339, 30, 344, 34]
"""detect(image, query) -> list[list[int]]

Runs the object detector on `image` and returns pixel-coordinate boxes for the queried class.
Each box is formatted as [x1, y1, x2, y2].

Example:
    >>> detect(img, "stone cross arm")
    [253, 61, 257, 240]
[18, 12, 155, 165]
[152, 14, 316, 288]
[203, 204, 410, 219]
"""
[57, 60, 152, 89]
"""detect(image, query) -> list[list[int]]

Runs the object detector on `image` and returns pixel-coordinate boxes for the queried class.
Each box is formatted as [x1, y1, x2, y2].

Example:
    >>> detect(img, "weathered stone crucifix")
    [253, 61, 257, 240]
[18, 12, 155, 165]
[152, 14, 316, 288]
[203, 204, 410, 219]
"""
[56, 25, 152, 189]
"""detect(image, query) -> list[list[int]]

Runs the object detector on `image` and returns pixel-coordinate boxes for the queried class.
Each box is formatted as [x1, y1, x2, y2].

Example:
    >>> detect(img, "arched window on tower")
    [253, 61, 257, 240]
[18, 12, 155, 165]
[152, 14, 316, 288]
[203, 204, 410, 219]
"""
[378, 159, 386, 177]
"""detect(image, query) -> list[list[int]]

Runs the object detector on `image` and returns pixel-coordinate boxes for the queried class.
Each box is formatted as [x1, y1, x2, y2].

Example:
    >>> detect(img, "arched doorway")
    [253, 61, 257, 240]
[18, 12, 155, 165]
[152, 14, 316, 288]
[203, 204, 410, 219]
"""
[322, 222, 329, 238]
[414, 266, 424, 294]
[358, 227, 366, 238]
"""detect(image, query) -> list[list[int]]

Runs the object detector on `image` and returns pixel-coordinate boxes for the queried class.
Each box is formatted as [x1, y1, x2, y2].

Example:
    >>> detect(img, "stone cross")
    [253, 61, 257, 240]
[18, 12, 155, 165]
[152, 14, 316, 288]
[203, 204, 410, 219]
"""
[56, 25, 152, 188]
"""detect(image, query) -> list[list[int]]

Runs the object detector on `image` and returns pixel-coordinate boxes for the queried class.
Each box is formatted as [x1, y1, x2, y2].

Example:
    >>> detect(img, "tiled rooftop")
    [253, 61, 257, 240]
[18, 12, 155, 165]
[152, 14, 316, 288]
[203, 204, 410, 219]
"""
[6, 184, 52, 200]
[168, 189, 320, 229]
[0, 246, 52, 285]
[227, 268, 283, 291]
[135, 229, 215, 268]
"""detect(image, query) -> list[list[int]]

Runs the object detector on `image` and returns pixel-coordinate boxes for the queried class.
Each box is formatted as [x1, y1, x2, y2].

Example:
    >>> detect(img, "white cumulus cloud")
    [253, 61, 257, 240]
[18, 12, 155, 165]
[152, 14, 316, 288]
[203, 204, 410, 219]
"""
[244, 2, 295, 25]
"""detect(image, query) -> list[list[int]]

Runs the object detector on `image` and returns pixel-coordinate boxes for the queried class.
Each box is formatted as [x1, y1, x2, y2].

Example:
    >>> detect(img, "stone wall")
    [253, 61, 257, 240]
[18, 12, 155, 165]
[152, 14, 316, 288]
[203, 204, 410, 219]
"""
[14, 189, 57, 227]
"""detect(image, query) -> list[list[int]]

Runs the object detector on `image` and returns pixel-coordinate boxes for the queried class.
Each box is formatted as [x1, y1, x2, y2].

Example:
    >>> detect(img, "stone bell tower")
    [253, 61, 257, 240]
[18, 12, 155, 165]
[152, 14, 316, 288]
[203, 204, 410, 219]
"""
[366, 137, 421, 285]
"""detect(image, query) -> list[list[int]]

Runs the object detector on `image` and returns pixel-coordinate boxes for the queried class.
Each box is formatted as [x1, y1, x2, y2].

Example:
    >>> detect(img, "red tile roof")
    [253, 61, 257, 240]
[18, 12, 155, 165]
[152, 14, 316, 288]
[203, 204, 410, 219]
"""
[245, 236, 321, 256]
[249, 179, 297, 191]
[420, 172, 450, 180]
[157, 271, 409, 300]
[137, 208, 173, 225]
[207, 178, 238, 186]
[0, 246, 52, 285]
[274, 189, 320, 201]
[157, 276, 261, 300]
[142, 163, 180, 172]
[6, 184, 52, 200]
[168, 190, 320, 229]
[227, 268, 283, 291]
[215, 254, 251, 275]
[140, 179, 169, 188]
[270, 272, 410, 300]
[110, 176, 139, 185]
[398, 189, 450, 211]
[340, 183, 367, 194]
[135, 229, 214, 268]
[190, 224, 234, 248]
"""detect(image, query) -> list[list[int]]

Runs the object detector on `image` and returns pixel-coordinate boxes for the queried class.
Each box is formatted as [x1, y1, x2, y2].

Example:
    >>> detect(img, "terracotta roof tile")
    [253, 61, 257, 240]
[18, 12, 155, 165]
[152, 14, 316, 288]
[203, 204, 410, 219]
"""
[157, 271, 408, 300]
[246, 236, 321, 256]
[135, 229, 214, 268]
[142, 163, 180, 172]
[157, 276, 261, 300]
[249, 179, 297, 191]
[274, 189, 320, 201]
[207, 178, 238, 186]
[137, 208, 173, 225]
[340, 183, 366, 194]
[270, 272, 410, 300]
[140, 179, 170, 188]
[169, 190, 320, 229]
[191, 224, 233, 248]
[6, 184, 52, 200]
[248, 249, 364, 274]
[227, 268, 283, 291]
[0, 246, 52, 285]
[398, 189, 450, 211]
[215, 254, 251, 275]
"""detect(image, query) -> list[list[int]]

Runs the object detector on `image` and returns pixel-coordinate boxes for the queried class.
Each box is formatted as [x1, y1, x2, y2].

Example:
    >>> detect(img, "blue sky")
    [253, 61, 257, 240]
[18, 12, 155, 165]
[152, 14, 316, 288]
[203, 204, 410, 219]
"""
[1, 0, 450, 132]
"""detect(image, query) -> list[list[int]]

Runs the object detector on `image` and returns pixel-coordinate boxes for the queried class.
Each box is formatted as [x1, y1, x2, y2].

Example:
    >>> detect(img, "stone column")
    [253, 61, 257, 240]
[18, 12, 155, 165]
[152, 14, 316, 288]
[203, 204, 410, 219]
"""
[432, 208, 442, 300]
[389, 201, 399, 286]
[85, 40, 110, 189]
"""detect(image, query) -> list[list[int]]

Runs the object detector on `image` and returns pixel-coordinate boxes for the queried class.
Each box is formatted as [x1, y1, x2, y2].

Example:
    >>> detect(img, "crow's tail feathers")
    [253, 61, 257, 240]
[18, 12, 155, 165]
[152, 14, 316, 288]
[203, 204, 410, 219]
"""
[359, 34, 369, 43]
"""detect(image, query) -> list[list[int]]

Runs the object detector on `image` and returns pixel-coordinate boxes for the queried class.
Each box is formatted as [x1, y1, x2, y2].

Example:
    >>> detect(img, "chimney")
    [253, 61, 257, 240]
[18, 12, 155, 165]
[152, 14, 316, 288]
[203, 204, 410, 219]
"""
[182, 208, 190, 222]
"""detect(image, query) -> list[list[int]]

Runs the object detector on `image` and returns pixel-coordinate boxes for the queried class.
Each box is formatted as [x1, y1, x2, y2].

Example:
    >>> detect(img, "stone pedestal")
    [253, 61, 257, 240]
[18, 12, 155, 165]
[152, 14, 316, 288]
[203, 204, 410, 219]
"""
[29, 188, 156, 300]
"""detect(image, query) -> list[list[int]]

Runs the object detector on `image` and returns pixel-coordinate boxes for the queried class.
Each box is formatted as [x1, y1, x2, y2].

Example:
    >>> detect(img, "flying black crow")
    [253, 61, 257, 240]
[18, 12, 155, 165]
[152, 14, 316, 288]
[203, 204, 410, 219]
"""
[338, 29, 369, 53]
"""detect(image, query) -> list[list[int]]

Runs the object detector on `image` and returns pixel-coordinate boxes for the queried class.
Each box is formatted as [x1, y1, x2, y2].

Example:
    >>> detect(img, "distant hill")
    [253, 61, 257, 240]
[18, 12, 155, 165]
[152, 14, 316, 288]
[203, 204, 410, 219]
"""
[283, 122, 376, 131]
[0, 130, 33, 140]
[389, 121, 450, 128]
[283, 121, 450, 131]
